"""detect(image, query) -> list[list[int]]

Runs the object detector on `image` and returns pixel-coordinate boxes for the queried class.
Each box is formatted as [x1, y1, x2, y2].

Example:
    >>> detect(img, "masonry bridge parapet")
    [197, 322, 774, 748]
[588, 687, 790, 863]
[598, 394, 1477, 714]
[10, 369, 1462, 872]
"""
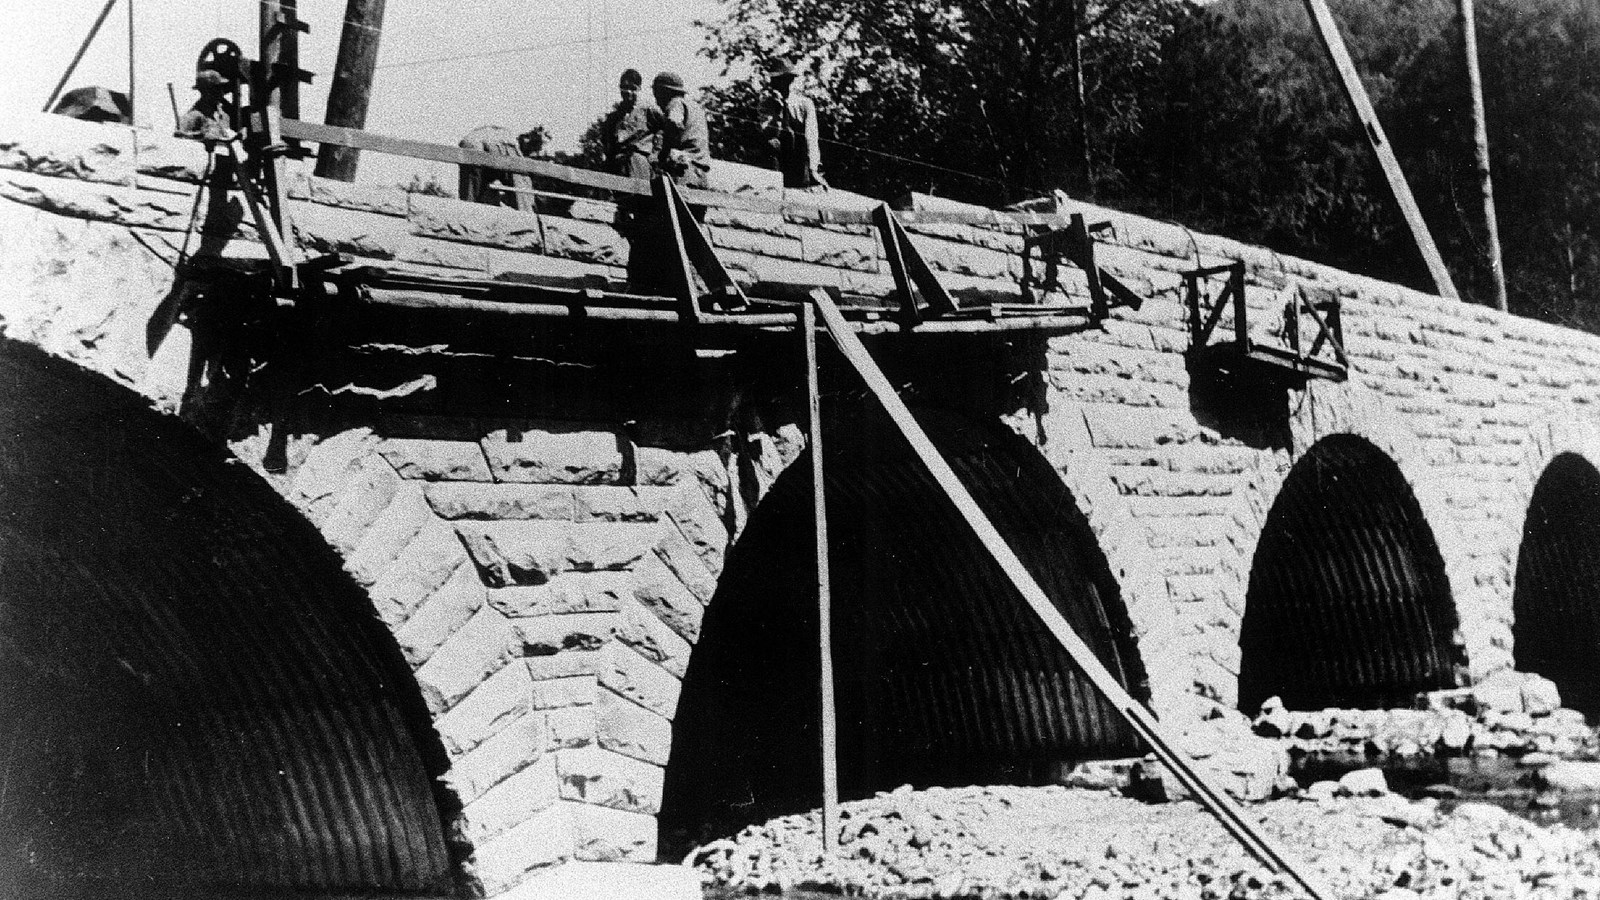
[6, 110, 1600, 897]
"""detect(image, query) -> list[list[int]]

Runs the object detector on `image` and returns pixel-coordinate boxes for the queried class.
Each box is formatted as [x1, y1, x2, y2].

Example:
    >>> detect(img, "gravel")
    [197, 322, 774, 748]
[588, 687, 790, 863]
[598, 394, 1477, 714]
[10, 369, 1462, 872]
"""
[691, 783, 1600, 899]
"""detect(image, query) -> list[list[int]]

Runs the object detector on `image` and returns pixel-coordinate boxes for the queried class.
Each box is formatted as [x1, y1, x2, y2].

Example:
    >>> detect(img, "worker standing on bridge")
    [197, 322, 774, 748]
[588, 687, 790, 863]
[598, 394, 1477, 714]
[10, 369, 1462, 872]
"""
[761, 59, 827, 191]
[602, 69, 658, 181]
[651, 72, 711, 190]
[457, 125, 535, 212]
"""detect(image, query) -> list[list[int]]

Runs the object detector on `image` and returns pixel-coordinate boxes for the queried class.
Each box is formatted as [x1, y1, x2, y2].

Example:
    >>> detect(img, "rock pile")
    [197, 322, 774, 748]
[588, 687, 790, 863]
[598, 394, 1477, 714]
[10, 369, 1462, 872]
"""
[693, 785, 1600, 899]
[1252, 672, 1596, 760]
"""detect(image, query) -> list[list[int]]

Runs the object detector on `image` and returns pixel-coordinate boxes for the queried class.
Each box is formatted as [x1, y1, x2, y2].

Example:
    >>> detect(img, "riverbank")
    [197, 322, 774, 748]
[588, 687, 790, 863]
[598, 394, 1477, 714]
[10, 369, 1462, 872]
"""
[691, 782, 1600, 899]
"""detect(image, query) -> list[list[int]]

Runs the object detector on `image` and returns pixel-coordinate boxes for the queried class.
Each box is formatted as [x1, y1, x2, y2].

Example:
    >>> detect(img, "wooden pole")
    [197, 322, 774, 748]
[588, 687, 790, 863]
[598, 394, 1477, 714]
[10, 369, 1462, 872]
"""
[43, 0, 119, 113]
[259, 0, 301, 118]
[1300, 0, 1460, 300]
[1458, 0, 1507, 311]
[315, 0, 386, 181]
[807, 288, 1337, 900]
[125, 0, 135, 124]
[803, 303, 840, 854]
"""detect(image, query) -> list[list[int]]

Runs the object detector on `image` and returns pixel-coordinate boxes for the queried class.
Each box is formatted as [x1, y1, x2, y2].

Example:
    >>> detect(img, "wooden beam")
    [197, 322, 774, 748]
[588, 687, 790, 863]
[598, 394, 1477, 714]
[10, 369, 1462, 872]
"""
[1301, 0, 1460, 300]
[315, 0, 385, 181]
[808, 288, 1336, 900]
[802, 302, 840, 854]
[43, 0, 120, 114]
[1458, 0, 1507, 311]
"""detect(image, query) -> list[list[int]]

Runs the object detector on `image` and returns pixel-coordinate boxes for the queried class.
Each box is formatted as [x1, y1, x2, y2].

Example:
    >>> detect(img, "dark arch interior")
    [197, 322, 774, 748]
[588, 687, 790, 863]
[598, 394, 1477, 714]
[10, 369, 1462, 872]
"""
[0, 341, 456, 899]
[1514, 452, 1600, 720]
[1238, 434, 1460, 714]
[660, 402, 1147, 851]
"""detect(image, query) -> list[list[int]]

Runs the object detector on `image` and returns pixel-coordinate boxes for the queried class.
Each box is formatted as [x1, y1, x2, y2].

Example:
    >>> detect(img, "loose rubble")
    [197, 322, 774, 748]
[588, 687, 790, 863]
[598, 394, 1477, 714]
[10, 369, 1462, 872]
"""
[694, 672, 1600, 899]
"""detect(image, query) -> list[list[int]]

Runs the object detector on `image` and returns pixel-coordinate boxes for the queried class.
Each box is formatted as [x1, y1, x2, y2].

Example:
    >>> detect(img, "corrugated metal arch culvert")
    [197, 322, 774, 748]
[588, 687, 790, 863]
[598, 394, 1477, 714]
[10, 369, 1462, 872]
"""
[1238, 434, 1462, 714]
[0, 340, 458, 899]
[1514, 452, 1600, 719]
[659, 402, 1148, 852]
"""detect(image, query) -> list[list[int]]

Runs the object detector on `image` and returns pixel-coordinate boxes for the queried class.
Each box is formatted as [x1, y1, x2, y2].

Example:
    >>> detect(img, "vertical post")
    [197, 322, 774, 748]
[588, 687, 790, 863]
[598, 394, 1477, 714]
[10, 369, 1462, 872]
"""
[316, 0, 387, 181]
[125, 0, 135, 123]
[1300, 0, 1460, 301]
[259, 0, 300, 118]
[1231, 262, 1249, 353]
[1458, 0, 1507, 312]
[803, 301, 839, 854]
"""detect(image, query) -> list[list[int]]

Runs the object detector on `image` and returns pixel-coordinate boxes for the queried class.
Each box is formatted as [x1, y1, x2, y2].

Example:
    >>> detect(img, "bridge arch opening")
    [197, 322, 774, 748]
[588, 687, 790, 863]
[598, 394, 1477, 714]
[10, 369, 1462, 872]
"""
[1514, 452, 1600, 719]
[1238, 434, 1460, 714]
[0, 341, 457, 898]
[660, 403, 1147, 851]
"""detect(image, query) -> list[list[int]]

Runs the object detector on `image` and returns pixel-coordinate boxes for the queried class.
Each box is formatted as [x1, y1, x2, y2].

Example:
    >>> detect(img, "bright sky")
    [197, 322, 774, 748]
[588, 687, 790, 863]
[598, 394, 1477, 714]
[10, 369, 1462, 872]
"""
[3, 0, 728, 187]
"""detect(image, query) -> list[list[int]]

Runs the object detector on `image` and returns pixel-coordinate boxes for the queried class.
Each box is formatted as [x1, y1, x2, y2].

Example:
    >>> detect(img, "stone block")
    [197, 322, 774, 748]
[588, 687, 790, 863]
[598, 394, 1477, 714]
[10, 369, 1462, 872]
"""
[708, 223, 805, 260]
[456, 521, 663, 587]
[368, 520, 468, 626]
[291, 428, 379, 510]
[797, 225, 878, 272]
[460, 753, 561, 843]
[346, 482, 433, 586]
[517, 645, 681, 720]
[436, 663, 599, 757]
[571, 802, 657, 862]
[490, 572, 632, 617]
[572, 486, 671, 523]
[0, 116, 136, 184]
[0, 170, 192, 230]
[408, 193, 543, 251]
[595, 689, 673, 766]
[293, 201, 406, 259]
[473, 803, 579, 895]
[377, 436, 494, 482]
[393, 234, 492, 271]
[628, 553, 706, 643]
[513, 612, 620, 656]
[651, 527, 718, 604]
[416, 606, 521, 714]
[633, 446, 720, 487]
[481, 422, 627, 484]
[556, 748, 664, 815]
[540, 216, 626, 266]
[426, 482, 575, 521]
[395, 561, 487, 668]
[301, 175, 410, 217]
[613, 597, 693, 677]
[663, 485, 729, 573]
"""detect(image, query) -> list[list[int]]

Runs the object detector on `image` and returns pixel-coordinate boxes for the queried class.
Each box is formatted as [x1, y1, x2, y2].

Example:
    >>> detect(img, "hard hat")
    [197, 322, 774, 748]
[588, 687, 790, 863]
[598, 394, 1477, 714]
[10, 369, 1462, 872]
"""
[652, 71, 687, 94]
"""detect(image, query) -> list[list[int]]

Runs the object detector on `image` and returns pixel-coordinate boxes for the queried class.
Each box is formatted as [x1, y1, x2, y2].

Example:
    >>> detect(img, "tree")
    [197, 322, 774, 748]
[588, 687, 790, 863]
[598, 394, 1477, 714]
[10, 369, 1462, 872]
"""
[697, 0, 1192, 205]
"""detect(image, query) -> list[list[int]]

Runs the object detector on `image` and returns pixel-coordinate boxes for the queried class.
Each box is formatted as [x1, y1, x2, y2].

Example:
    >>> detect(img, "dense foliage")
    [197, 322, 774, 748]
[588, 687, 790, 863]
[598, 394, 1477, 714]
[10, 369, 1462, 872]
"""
[696, 0, 1600, 327]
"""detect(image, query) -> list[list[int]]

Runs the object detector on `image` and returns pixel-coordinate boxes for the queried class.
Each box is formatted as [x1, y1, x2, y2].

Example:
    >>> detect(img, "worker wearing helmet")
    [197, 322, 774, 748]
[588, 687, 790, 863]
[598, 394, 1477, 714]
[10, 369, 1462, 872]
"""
[650, 71, 711, 189]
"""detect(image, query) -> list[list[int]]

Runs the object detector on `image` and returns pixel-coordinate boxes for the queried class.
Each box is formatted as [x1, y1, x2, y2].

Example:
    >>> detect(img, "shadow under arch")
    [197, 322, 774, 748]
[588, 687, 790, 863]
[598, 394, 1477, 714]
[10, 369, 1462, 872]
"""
[1514, 452, 1600, 719]
[659, 401, 1147, 853]
[1238, 434, 1460, 715]
[0, 340, 458, 898]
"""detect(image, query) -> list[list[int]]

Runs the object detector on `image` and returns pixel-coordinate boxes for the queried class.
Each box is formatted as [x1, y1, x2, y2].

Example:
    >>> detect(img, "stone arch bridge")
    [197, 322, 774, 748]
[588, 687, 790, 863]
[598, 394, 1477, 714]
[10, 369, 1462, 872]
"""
[3, 112, 1600, 897]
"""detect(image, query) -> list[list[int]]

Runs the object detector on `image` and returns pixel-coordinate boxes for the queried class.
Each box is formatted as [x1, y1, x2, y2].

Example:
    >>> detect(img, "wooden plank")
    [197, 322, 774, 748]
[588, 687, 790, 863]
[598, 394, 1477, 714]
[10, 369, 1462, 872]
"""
[808, 288, 1336, 900]
[1301, 0, 1460, 300]
[803, 302, 840, 854]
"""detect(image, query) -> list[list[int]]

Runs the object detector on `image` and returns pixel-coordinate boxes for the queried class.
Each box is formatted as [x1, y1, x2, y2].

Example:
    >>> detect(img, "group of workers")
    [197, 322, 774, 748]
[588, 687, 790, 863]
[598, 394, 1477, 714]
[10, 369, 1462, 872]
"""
[459, 60, 827, 212]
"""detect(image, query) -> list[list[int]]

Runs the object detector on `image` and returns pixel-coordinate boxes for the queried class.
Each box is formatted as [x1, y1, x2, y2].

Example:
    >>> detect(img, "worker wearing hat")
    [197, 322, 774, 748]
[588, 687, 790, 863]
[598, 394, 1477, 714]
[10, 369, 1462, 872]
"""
[651, 71, 711, 189]
[761, 59, 827, 191]
[176, 68, 238, 143]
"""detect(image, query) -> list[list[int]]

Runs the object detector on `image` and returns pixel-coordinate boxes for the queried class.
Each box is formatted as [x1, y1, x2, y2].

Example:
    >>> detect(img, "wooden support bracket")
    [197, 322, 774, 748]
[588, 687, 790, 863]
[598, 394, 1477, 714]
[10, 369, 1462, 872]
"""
[872, 204, 957, 324]
[655, 175, 750, 324]
[1021, 214, 1142, 321]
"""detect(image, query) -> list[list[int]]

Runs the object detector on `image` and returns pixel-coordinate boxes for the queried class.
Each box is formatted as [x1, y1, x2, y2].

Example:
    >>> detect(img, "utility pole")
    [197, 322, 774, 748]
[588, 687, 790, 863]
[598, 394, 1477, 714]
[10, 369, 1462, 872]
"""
[1458, 0, 1507, 311]
[1300, 0, 1460, 300]
[316, 0, 386, 181]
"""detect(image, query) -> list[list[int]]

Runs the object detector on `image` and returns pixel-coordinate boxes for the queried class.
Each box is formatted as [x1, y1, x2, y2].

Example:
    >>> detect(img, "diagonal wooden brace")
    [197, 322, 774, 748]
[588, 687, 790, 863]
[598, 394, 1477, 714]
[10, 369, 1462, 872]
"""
[655, 175, 749, 323]
[872, 204, 957, 324]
